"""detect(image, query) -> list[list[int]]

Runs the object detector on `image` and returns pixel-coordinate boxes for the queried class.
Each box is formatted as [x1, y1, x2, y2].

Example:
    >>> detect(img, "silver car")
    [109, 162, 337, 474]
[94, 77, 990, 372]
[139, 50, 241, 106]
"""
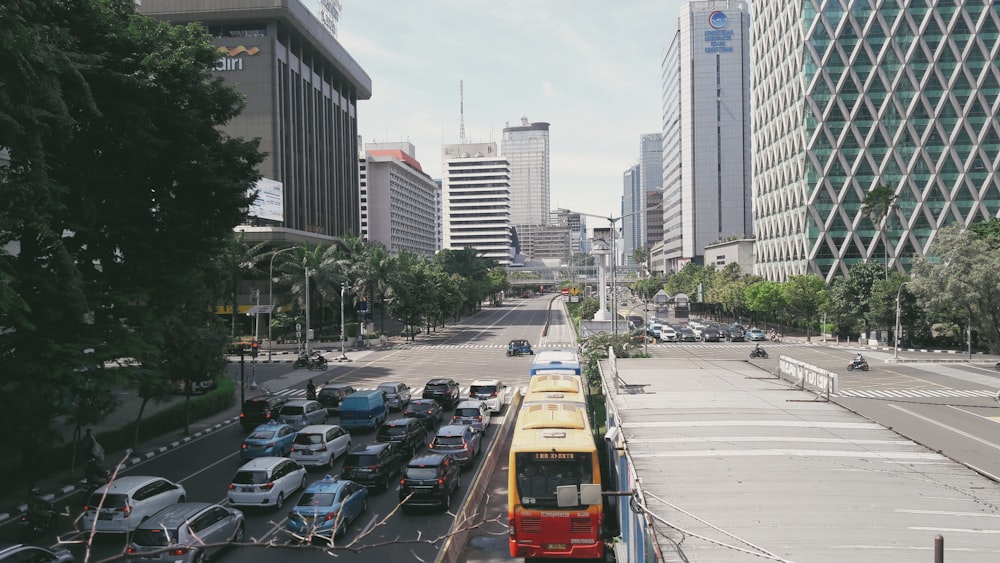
[227, 457, 307, 511]
[127, 502, 245, 563]
[277, 399, 328, 430]
[376, 382, 411, 410]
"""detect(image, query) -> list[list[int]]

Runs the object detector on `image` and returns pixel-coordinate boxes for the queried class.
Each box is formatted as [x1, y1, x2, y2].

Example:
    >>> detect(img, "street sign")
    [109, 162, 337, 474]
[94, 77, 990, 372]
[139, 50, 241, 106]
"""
[296, 323, 302, 332]
[570, 287, 579, 296]
[561, 288, 569, 295]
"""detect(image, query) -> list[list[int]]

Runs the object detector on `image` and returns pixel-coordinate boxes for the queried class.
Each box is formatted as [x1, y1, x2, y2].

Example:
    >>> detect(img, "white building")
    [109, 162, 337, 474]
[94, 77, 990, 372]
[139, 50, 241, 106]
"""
[441, 142, 512, 265]
[661, 0, 753, 271]
[359, 142, 439, 256]
[501, 118, 550, 226]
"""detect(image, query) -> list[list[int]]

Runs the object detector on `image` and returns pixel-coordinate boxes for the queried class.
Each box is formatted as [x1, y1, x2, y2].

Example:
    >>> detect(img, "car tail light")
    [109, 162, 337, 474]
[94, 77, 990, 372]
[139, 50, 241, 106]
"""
[399, 479, 406, 486]
[168, 548, 188, 556]
[469, 391, 475, 397]
[242, 443, 248, 450]
[261, 482, 275, 490]
[118, 505, 131, 516]
[239, 413, 245, 420]
[437, 478, 444, 485]
[426, 410, 433, 414]
[228, 483, 237, 490]
[474, 415, 482, 421]
[266, 442, 276, 448]
[490, 391, 498, 397]
[126, 547, 137, 555]
[509, 517, 516, 537]
[323, 510, 339, 521]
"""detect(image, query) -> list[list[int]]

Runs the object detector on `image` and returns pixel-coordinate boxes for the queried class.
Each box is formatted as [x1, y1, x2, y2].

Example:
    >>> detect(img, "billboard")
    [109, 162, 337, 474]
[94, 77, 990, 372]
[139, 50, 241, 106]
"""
[248, 178, 284, 222]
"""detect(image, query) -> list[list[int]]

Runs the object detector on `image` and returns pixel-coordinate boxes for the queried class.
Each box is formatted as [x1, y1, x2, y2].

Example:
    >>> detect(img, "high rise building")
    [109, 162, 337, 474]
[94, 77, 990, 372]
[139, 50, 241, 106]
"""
[360, 142, 439, 256]
[140, 0, 371, 244]
[661, 0, 752, 271]
[501, 118, 551, 226]
[622, 164, 642, 267]
[441, 142, 512, 265]
[753, 0, 1000, 282]
[553, 209, 588, 256]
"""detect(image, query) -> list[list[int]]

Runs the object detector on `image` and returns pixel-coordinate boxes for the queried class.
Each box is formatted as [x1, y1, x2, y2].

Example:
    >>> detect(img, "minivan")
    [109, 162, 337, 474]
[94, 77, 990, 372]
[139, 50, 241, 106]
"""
[339, 390, 389, 431]
[82, 476, 187, 533]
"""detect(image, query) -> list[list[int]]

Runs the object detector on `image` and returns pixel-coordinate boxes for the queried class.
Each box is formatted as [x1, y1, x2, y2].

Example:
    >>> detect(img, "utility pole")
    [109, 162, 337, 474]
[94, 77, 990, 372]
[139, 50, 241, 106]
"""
[239, 349, 245, 407]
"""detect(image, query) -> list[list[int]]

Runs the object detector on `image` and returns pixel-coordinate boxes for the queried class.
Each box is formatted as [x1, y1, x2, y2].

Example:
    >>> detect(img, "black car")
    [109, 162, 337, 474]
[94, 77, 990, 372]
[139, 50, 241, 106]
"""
[422, 378, 461, 410]
[341, 442, 403, 491]
[701, 327, 721, 342]
[399, 453, 461, 511]
[317, 383, 356, 414]
[403, 399, 444, 430]
[728, 326, 746, 342]
[239, 395, 290, 431]
[375, 418, 427, 460]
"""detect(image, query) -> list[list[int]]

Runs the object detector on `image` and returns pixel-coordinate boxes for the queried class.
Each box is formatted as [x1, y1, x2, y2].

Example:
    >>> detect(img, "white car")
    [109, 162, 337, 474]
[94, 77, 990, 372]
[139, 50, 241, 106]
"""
[659, 326, 678, 342]
[289, 424, 352, 470]
[227, 457, 307, 511]
[468, 379, 506, 414]
[82, 476, 187, 533]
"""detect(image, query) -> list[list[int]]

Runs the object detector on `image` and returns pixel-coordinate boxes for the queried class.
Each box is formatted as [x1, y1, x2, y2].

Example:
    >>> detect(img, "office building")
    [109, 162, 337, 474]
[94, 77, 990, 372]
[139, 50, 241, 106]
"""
[441, 142, 512, 265]
[140, 0, 371, 244]
[753, 0, 1000, 282]
[645, 189, 664, 274]
[360, 142, 439, 257]
[501, 118, 551, 226]
[661, 0, 752, 271]
[514, 224, 570, 261]
[553, 209, 588, 256]
[621, 164, 642, 267]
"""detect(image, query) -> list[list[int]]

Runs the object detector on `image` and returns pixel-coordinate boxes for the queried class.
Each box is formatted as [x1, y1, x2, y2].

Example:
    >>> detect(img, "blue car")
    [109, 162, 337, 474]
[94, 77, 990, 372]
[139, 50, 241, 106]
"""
[241, 420, 296, 460]
[286, 475, 369, 539]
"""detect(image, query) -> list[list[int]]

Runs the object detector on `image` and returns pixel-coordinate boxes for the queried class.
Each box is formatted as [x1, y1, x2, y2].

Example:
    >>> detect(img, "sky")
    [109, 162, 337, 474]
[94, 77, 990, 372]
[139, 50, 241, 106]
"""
[325, 0, 689, 227]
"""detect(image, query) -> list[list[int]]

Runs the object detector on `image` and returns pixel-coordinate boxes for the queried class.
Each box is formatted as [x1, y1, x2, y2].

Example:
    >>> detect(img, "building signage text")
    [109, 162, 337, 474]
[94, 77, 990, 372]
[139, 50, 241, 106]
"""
[705, 10, 734, 54]
[214, 45, 260, 72]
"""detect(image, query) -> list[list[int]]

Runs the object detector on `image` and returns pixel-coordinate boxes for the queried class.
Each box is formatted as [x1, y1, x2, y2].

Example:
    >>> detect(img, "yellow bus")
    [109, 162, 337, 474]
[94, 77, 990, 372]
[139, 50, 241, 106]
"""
[523, 373, 586, 406]
[508, 402, 603, 560]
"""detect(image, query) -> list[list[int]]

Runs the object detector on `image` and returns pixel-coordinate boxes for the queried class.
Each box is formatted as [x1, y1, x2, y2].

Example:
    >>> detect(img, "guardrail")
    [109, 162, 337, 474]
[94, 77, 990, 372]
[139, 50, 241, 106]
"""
[777, 355, 838, 400]
[436, 390, 524, 563]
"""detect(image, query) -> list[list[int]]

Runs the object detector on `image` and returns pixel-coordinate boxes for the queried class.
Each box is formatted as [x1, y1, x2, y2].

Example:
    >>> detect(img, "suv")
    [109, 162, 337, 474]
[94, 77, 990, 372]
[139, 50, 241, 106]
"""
[428, 424, 482, 468]
[289, 425, 352, 470]
[375, 418, 428, 460]
[240, 395, 289, 430]
[422, 378, 461, 410]
[317, 383, 356, 414]
[468, 379, 506, 414]
[451, 400, 491, 434]
[341, 442, 404, 491]
[126, 502, 244, 563]
[376, 382, 412, 410]
[398, 453, 461, 511]
[82, 476, 187, 533]
[277, 399, 328, 430]
[227, 457, 306, 511]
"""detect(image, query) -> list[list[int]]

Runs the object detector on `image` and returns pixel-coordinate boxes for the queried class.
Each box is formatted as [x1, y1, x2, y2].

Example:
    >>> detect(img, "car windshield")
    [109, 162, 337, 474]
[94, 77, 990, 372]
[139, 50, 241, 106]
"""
[378, 426, 407, 438]
[132, 527, 179, 547]
[455, 408, 480, 418]
[405, 467, 439, 480]
[232, 470, 268, 485]
[378, 385, 398, 394]
[280, 406, 304, 415]
[296, 492, 337, 507]
[294, 433, 323, 445]
[470, 385, 497, 395]
[434, 436, 464, 447]
[87, 493, 127, 508]
[248, 430, 276, 440]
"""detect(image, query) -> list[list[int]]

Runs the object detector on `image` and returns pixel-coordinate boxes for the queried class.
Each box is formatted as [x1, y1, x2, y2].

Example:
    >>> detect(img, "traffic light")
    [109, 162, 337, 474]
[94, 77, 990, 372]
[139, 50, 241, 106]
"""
[250, 340, 259, 358]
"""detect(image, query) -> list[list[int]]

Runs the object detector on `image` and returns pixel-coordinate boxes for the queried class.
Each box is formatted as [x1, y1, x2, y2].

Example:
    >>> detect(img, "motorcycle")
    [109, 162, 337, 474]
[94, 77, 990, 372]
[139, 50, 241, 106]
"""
[83, 458, 110, 497]
[749, 347, 768, 359]
[20, 490, 56, 539]
[293, 353, 328, 370]
[847, 359, 870, 372]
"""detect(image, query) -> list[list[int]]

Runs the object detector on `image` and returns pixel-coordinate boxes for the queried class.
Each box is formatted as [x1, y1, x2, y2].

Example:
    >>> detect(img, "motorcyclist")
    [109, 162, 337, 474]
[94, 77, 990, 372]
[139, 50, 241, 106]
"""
[754, 343, 763, 356]
[854, 352, 865, 366]
[306, 379, 316, 400]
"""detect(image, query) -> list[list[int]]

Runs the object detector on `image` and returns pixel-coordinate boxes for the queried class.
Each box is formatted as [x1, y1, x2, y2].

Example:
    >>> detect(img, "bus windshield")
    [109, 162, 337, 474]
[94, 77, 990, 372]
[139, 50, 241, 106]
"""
[514, 452, 593, 509]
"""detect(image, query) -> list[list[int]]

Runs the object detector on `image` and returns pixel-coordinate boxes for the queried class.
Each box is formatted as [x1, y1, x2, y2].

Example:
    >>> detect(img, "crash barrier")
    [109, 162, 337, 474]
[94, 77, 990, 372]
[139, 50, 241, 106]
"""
[777, 355, 838, 400]
[436, 390, 524, 563]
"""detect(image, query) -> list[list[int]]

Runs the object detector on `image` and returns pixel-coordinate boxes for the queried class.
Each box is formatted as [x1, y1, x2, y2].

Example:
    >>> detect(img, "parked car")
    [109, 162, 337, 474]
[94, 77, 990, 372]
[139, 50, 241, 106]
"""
[277, 399, 328, 430]
[0, 544, 74, 563]
[286, 475, 368, 540]
[339, 390, 390, 432]
[659, 326, 679, 342]
[241, 421, 297, 460]
[240, 395, 289, 431]
[227, 457, 307, 511]
[428, 424, 481, 468]
[341, 442, 404, 491]
[747, 327, 767, 341]
[289, 425, 352, 470]
[701, 327, 721, 342]
[375, 418, 428, 460]
[403, 398, 444, 429]
[468, 379, 506, 414]
[422, 378, 461, 410]
[451, 400, 491, 434]
[316, 383, 356, 414]
[398, 453, 461, 511]
[82, 476, 187, 533]
[376, 382, 411, 410]
[126, 502, 244, 562]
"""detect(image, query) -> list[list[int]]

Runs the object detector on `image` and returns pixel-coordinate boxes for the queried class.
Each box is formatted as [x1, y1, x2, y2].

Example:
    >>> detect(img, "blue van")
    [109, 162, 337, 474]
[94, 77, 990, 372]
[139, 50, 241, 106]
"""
[340, 390, 389, 431]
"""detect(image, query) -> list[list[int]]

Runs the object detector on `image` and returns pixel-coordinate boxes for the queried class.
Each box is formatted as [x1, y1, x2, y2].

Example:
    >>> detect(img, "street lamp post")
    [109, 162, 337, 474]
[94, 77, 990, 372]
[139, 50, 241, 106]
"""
[267, 247, 296, 361]
[893, 282, 909, 360]
[339, 283, 348, 361]
[304, 265, 311, 355]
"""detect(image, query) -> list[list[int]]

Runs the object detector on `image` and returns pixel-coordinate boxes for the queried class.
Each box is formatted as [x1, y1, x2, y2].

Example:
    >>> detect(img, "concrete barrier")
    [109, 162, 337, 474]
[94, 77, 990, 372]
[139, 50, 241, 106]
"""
[436, 390, 523, 563]
[777, 355, 838, 399]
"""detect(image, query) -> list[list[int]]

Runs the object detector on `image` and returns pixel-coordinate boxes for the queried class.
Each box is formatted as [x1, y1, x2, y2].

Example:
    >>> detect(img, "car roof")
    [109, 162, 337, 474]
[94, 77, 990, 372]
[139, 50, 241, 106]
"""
[470, 379, 501, 385]
[297, 424, 339, 433]
[303, 475, 347, 493]
[251, 421, 290, 431]
[94, 475, 168, 494]
[382, 417, 418, 427]
[377, 382, 404, 388]
[135, 502, 214, 529]
[282, 399, 318, 406]
[408, 398, 437, 404]
[435, 424, 470, 436]
[350, 442, 392, 454]
[407, 453, 449, 466]
[323, 383, 353, 389]
[236, 457, 290, 470]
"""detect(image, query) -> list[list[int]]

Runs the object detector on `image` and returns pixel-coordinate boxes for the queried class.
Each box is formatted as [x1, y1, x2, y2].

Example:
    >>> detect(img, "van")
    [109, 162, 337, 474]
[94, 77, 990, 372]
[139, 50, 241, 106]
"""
[339, 390, 389, 432]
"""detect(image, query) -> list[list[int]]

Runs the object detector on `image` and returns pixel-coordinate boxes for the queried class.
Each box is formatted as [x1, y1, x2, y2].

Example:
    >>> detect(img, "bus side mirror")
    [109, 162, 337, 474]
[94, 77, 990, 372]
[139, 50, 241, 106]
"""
[579, 484, 602, 505]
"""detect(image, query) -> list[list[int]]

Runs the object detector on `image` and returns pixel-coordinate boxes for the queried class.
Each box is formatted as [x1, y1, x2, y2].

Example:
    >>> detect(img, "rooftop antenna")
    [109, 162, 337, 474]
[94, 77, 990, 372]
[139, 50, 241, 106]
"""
[459, 80, 466, 144]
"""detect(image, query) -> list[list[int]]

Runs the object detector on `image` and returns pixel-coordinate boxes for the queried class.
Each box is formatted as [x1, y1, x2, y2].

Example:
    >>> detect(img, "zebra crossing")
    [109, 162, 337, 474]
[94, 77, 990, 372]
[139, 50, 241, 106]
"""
[266, 384, 523, 400]
[834, 388, 998, 399]
[384, 341, 812, 351]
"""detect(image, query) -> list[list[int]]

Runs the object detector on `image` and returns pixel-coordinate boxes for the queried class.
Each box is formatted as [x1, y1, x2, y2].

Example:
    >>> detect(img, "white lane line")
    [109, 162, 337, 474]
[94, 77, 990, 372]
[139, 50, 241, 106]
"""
[888, 404, 1000, 454]
[897, 509, 1000, 519]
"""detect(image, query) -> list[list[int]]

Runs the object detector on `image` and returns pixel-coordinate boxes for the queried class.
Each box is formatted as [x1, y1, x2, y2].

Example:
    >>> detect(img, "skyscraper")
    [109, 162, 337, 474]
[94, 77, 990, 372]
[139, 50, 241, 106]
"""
[441, 142, 512, 265]
[501, 118, 551, 226]
[752, 0, 1000, 282]
[621, 164, 642, 267]
[661, 0, 752, 271]
[360, 142, 439, 256]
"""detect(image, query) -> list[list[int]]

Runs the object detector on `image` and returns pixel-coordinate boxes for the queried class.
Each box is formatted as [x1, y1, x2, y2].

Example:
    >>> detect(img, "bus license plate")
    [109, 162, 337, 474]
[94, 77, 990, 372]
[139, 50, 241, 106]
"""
[547, 544, 567, 550]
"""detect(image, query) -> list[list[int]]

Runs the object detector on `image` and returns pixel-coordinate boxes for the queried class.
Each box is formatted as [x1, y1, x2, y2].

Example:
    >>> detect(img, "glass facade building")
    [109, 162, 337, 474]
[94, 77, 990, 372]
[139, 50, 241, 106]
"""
[752, 0, 1000, 282]
[501, 118, 551, 227]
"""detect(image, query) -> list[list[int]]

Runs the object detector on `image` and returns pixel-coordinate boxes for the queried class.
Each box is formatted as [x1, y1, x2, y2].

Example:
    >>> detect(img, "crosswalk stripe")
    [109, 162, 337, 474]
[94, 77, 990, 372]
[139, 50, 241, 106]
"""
[834, 389, 996, 399]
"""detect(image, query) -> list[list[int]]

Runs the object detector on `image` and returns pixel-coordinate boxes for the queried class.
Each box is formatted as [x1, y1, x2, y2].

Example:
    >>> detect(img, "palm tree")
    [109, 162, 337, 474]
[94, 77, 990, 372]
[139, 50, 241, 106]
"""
[861, 184, 898, 279]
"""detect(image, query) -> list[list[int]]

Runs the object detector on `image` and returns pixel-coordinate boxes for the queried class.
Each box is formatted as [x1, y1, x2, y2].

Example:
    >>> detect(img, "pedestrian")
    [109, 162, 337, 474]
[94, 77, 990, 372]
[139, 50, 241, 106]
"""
[83, 428, 104, 461]
[306, 379, 316, 400]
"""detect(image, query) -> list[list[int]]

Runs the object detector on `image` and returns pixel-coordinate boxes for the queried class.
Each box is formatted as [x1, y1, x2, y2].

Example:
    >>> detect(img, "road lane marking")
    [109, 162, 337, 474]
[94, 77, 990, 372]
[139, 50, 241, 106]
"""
[888, 404, 1000, 454]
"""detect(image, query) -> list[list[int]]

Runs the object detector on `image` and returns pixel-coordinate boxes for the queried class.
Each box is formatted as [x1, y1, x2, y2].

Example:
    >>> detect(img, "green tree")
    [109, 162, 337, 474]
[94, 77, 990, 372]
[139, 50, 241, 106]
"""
[861, 184, 898, 278]
[781, 274, 828, 340]
[744, 281, 787, 328]
[631, 247, 647, 272]
[826, 260, 887, 337]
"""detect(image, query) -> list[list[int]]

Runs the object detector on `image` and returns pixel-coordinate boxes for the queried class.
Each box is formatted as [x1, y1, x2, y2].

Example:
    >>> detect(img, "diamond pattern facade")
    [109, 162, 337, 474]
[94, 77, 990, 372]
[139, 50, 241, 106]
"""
[752, 0, 1000, 282]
